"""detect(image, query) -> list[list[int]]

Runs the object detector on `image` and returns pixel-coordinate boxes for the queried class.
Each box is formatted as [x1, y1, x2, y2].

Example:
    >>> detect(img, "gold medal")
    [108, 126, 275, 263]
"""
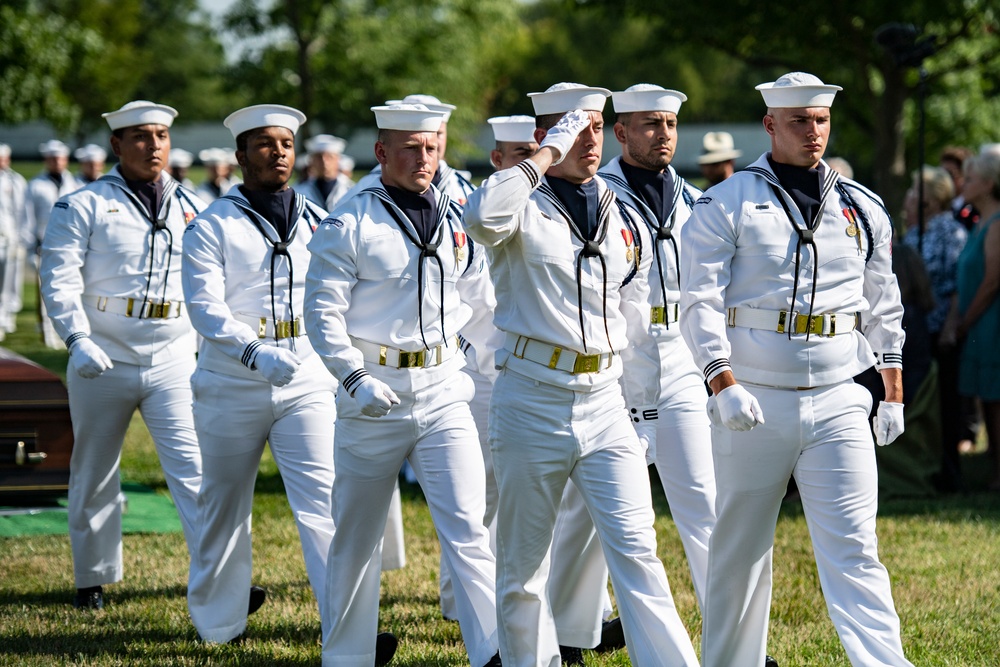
[626, 248, 633, 263]
[846, 223, 858, 237]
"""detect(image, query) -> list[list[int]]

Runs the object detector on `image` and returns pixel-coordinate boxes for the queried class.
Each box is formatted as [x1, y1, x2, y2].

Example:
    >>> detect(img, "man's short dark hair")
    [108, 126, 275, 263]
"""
[615, 112, 634, 126]
[535, 113, 564, 131]
[377, 128, 392, 144]
[235, 130, 252, 153]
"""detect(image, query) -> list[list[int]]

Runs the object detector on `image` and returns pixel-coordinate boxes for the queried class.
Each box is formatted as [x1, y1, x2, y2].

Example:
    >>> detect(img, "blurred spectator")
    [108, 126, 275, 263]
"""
[902, 166, 975, 491]
[697, 131, 741, 187]
[940, 145, 977, 229]
[73, 144, 107, 184]
[947, 152, 1000, 491]
[826, 156, 854, 179]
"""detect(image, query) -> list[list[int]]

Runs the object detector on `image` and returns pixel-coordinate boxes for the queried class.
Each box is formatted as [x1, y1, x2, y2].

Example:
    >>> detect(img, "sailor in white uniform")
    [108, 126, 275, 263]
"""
[599, 84, 716, 608]
[39, 101, 204, 611]
[464, 83, 699, 667]
[295, 133, 355, 210]
[680, 72, 913, 667]
[0, 143, 29, 335]
[29, 139, 83, 348]
[168, 148, 196, 190]
[305, 103, 500, 667]
[196, 148, 240, 203]
[341, 94, 476, 206]
[182, 104, 338, 644]
[74, 144, 107, 184]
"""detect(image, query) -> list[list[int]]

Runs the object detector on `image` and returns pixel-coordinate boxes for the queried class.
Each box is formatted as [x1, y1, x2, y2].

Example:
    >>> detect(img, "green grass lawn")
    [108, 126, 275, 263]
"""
[2, 285, 999, 666]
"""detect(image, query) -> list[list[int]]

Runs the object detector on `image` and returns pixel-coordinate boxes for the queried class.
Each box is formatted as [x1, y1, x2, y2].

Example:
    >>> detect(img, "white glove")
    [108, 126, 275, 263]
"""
[68, 337, 113, 379]
[251, 346, 301, 387]
[872, 401, 904, 446]
[539, 109, 591, 165]
[634, 419, 658, 466]
[713, 384, 764, 431]
[352, 375, 400, 418]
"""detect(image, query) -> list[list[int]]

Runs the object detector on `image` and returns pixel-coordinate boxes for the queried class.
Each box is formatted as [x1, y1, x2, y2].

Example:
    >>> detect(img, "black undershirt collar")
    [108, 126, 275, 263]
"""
[768, 156, 821, 225]
[124, 176, 164, 221]
[240, 185, 295, 241]
[547, 176, 600, 240]
[384, 184, 438, 245]
[619, 160, 674, 225]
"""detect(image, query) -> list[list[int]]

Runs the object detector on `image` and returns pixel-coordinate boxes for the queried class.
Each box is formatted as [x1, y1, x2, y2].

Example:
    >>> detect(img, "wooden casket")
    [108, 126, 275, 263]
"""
[0, 347, 73, 499]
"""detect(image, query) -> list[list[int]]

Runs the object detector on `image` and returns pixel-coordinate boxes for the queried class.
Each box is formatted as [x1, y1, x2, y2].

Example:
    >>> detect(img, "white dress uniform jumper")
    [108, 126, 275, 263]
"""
[39, 166, 205, 590]
[182, 187, 338, 643]
[680, 153, 913, 667]
[464, 157, 699, 667]
[305, 180, 500, 667]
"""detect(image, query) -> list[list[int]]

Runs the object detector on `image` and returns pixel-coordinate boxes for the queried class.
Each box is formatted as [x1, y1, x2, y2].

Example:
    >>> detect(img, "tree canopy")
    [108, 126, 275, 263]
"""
[3, 0, 997, 207]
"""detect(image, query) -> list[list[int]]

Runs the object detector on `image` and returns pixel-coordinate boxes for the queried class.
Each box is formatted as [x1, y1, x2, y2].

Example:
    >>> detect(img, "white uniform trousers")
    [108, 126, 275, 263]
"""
[702, 380, 914, 667]
[650, 377, 716, 611]
[321, 371, 499, 667]
[187, 368, 336, 643]
[440, 366, 498, 620]
[548, 478, 612, 649]
[490, 368, 698, 667]
[66, 355, 201, 588]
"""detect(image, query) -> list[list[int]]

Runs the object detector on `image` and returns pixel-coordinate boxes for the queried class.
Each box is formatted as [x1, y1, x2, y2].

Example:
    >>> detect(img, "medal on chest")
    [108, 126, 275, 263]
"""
[842, 207, 863, 252]
[621, 227, 636, 266]
[453, 231, 467, 264]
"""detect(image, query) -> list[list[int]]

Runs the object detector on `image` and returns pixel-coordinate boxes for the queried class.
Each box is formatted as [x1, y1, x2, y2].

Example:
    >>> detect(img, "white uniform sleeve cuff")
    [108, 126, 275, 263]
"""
[513, 160, 541, 191]
[704, 358, 732, 383]
[873, 351, 903, 370]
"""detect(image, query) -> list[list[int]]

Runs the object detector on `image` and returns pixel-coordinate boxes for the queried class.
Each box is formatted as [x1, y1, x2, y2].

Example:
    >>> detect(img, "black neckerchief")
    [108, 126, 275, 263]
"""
[47, 171, 64, 189]
[617, 161, 682, 328]
[548, 176, 600, 240]
[315, 177, 336, 203]
[538, 177, 614, 352]
[769, 157, 821, 225]
[125, 177, 164, 220]
[223, 189, 308, 348]
[241, 185, 295, 242]
[369, 184, 450, 351]
[385, 183, 439, 245]
[766, 158, 824, 340]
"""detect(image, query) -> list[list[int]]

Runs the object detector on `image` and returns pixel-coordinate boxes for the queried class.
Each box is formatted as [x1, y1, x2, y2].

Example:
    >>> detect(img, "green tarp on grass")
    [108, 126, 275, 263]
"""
[0, 482, 182, 538]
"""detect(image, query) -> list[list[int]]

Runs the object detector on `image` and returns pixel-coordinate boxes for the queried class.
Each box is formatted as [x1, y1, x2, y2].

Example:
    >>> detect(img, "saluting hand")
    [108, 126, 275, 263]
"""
[709, 384, 765, 431]
[539, 109, 592, 166]
[352, 376, 400, 418]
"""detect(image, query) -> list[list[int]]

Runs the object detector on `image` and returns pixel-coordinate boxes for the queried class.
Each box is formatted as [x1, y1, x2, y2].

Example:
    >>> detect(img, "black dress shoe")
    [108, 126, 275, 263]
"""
[593, 617, 625, 652]
[482, 650, 502, 666]
[765, 656, 779, 667]
[559, 645, 584, 665]
[248, 585, 267, 615]
[375, 632, 398, 667]
[73, 585, 103, 610]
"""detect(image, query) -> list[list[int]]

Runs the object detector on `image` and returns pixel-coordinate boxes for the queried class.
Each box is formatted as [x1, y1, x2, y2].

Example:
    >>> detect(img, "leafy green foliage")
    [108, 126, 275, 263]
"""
[0, 5, 101, 131]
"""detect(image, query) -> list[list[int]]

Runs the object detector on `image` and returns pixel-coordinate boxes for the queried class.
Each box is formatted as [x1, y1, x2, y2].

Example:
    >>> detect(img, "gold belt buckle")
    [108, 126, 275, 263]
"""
[573, 353, 601, 374]
[126, 297, 136, 317]
[152, 301, 170, 319]
[398, 350, 425, 368]
[650, 306, 665, 324]
[275, 320, 291, 339]
[776, 310, 789, 334]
